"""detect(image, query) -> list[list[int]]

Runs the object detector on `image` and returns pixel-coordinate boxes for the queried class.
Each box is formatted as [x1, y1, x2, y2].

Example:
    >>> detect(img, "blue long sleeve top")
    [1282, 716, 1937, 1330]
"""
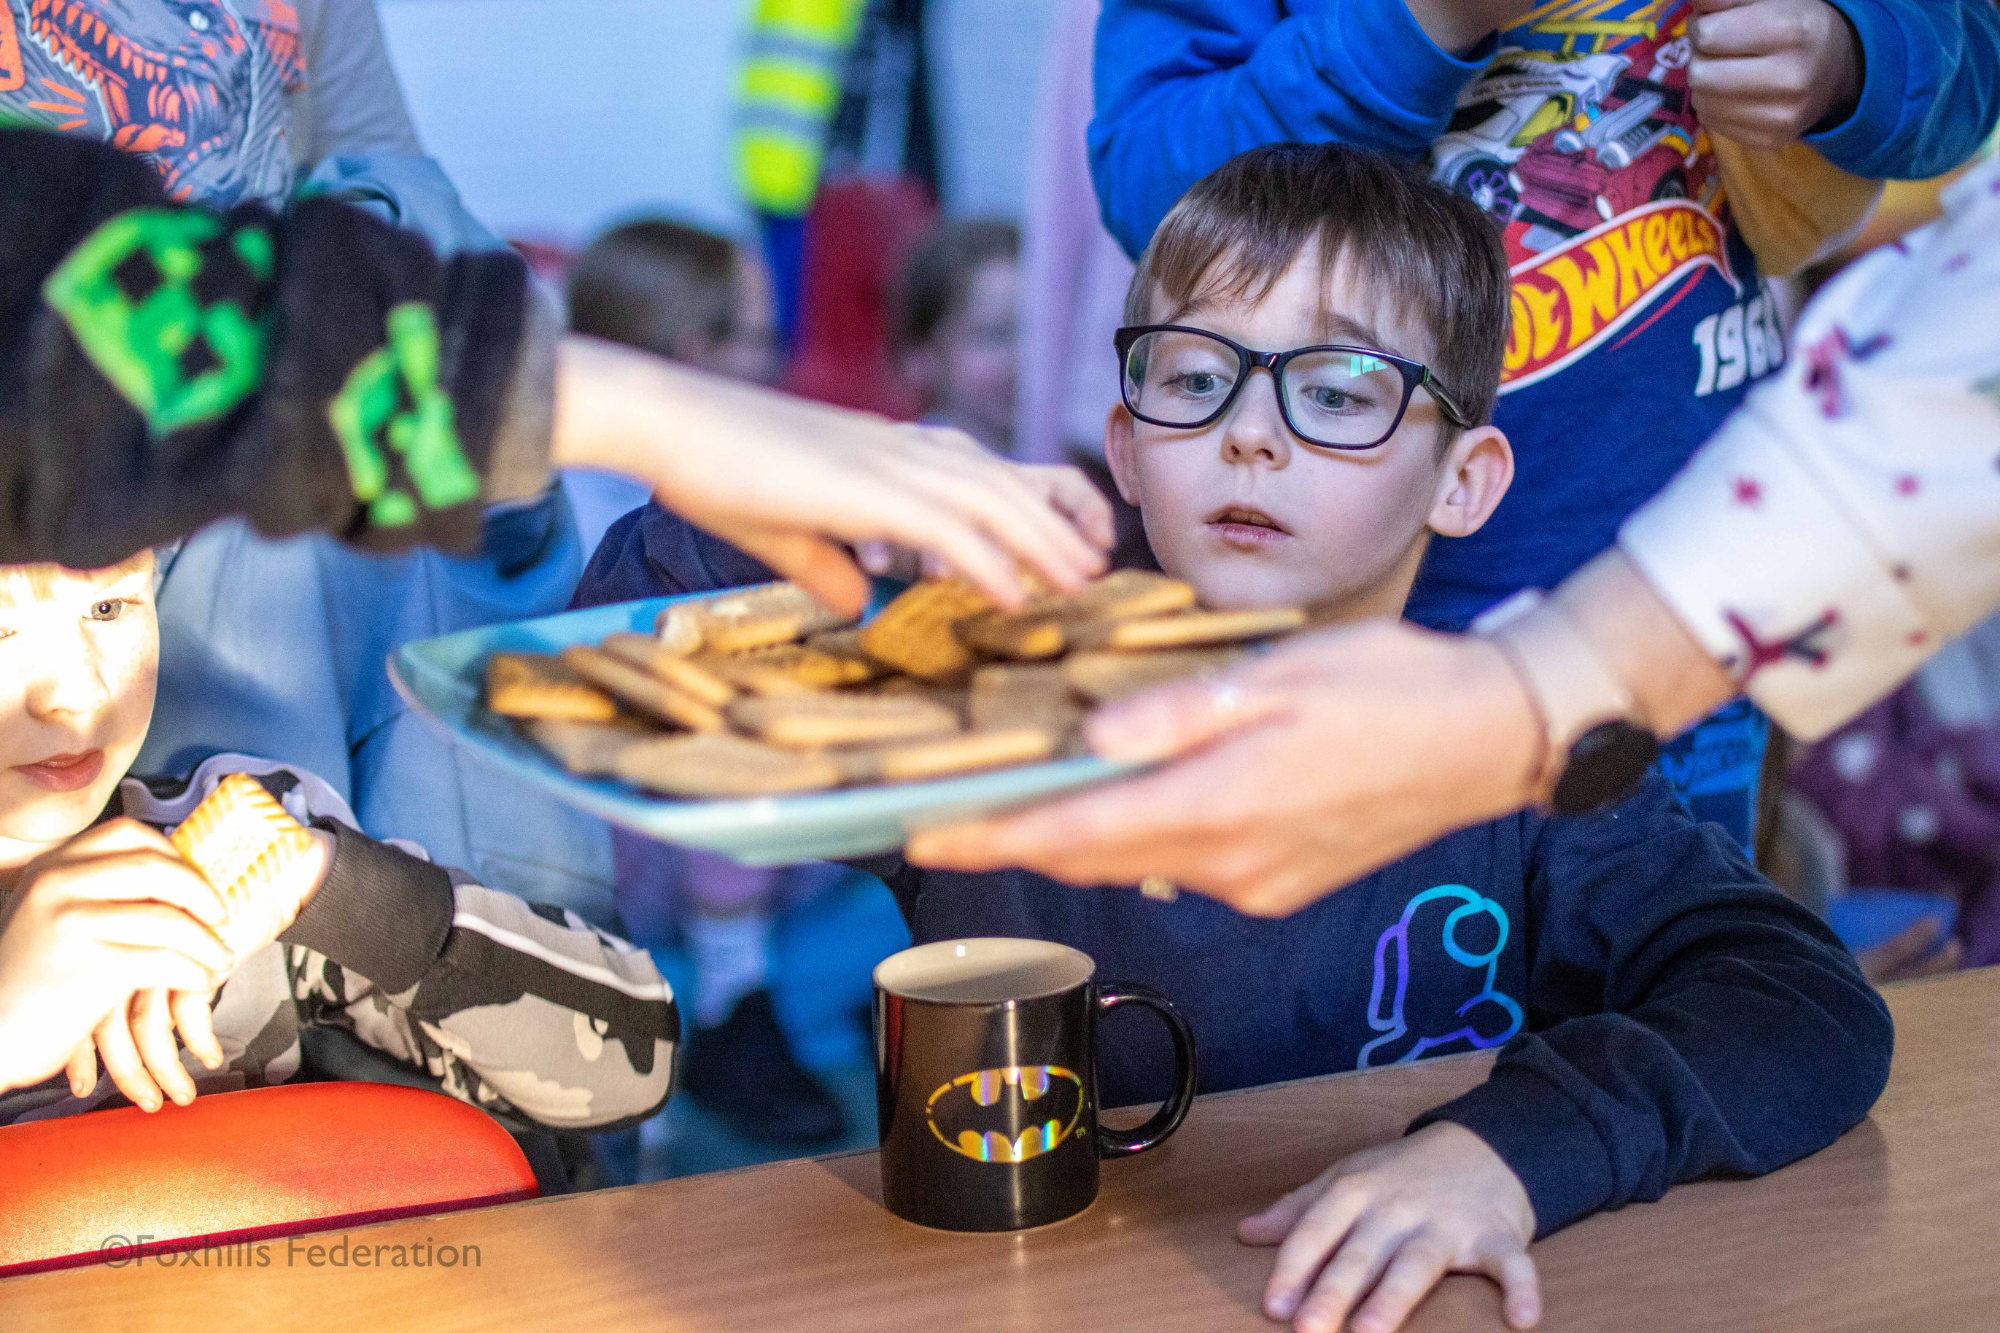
[1086, 0, 2000, 634]
[1090, 0, 2000, 261]
[572, 505, 1894, 1238]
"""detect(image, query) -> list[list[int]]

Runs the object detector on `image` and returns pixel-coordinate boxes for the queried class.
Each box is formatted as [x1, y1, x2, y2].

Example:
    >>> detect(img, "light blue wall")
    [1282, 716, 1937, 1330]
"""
[379, 0, 1057, 244]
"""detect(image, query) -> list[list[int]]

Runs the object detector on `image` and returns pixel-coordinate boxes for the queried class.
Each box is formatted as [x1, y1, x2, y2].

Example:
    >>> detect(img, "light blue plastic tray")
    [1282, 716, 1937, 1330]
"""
[387, 589, 1137, 865]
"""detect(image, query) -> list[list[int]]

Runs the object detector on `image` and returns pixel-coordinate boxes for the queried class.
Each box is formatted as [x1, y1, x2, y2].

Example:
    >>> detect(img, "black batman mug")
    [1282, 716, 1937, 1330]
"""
[872, 937, 1197, 1232]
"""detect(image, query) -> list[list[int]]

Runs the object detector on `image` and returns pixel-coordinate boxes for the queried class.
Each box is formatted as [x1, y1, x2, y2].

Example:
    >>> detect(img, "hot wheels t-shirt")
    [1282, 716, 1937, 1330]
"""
[1409, 2, 1785, 630]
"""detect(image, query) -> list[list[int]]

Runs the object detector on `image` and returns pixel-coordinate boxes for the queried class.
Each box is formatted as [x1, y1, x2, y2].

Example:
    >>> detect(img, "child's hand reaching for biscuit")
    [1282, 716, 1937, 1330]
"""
[0, 819, 236, 1102]
[1239, 1123, 1540, 1333]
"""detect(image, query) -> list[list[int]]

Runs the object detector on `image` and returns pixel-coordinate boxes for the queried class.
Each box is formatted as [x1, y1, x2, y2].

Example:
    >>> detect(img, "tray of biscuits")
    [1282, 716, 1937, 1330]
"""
[388, 573, 1304, 864]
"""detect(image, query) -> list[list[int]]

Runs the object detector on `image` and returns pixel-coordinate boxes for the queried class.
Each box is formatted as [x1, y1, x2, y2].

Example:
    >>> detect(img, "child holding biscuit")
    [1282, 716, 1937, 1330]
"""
[572, 144, 1891, 1332]
[0, 552, 677, 1134]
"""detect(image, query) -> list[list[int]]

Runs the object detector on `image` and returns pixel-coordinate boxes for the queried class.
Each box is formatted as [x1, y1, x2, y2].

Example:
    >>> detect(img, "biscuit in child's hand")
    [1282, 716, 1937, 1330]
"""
[561, 644, 726, 732]
[958, 571, 1199, 661]
[728, 692, 961, 748]
[524, 717, 655, 776]
[169, 773, 319, 950]
[702, 643, 881, 695]
[486, 653, 620, 723]
[600, 633, 738, 706]
[656, 583, 852, 656]
[612, 733, 842, 798]
[857, 578, 993, 681]
[1062, 647, 1247, 703]
[1076, 606, 1305, 651]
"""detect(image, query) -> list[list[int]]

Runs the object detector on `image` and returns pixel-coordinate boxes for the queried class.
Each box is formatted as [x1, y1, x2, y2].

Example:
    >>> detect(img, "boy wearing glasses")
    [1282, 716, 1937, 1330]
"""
[570, 144, 1888, 1333]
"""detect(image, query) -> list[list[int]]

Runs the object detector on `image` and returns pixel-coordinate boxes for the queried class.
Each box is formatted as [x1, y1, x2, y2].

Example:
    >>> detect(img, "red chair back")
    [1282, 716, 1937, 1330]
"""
[784, 176, 936, 418]
[0, 1083, 538, 1278]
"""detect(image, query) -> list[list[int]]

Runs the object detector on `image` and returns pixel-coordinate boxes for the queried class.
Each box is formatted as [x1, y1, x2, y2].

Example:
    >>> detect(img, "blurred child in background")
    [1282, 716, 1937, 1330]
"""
[893, 220, 1021, 456]
[564, 218, 847, 1147]
[562, 220, 780, 554]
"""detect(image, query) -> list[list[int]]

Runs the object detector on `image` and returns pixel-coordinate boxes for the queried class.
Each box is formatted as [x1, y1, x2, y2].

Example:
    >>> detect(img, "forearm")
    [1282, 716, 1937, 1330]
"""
[0, 129, 544, 567]
[1418, 916, 1891, 1235]
[1549, 550, 1736, 742]
[1809, 0, 2000, 180]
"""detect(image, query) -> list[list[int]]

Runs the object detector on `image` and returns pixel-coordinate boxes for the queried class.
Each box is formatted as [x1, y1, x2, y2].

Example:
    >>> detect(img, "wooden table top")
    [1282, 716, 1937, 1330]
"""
[6, 968, 1997, 1333]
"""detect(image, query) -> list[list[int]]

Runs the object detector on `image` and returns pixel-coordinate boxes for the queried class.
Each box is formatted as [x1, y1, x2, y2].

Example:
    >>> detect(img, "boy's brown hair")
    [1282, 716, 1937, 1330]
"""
[567, 219, 742, 360]
[893, 219, 1020, 353]
[1126, 143, 1510, 430]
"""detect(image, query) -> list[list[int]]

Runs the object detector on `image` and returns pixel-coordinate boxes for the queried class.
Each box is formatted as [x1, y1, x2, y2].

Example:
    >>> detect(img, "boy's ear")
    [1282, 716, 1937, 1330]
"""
[1101, 404, 1142, 507]
[1427, 425, 1514, 540]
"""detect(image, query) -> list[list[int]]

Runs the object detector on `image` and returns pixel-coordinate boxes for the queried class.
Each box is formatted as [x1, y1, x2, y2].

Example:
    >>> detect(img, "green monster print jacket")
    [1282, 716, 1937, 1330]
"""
[0, 126, 553, 568]
[0, 754, 679, 1130]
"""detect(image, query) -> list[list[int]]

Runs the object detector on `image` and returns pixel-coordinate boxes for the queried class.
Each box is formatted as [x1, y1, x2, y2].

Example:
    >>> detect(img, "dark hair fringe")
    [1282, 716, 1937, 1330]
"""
[1127, 144, 1510, 429]
[894, 219, 1020, 352]
[566, 218, 742, 359]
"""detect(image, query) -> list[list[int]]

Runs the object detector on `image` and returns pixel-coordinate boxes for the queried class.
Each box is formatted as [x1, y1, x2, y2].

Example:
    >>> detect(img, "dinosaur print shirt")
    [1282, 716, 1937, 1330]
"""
[0, 754, 678, 1133]
[0, 0, 303, 205]
[864, 773, 1891, 1238]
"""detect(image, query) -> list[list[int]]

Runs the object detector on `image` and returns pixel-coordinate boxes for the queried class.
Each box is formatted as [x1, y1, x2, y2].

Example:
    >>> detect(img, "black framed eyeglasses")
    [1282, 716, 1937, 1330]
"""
[1114, 325, 1470, 450]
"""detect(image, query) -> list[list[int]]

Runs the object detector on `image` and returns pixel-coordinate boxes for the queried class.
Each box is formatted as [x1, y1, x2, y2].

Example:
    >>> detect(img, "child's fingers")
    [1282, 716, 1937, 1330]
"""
[92, 1008, 163, 1113]
[1022, 464, 1117, 553]
[105, 944, 235, 998]
[1476, 1242, 1543, 1329]
[169, 989, 226, 1071]
[1289, 1212, 1407, 1333]
[81, 903, 234, 977]
[65, 1042, 98, 1099]
[1238, 1172, 1334, 1246]
[1260, 1182, 1373, 1319]
[1347, 1230, 1454, 1333]
[129, 988, 197, 1107]
[51, 847, 230, 928]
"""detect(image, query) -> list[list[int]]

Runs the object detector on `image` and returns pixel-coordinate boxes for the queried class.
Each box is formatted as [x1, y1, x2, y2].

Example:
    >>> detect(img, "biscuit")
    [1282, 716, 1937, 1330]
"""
[169, 773, 318, 938]
[600, 633, 738, 706]
[1062, 647, 1247, 703]
[485, 653, 620, 723]
[968, 664, 1084, 738]
[1078, 606, 1305, 651]
[958, 571, 1199, 661]
[612, 732, 843, 798]
[561, 644, 726, 732]
[857, 578, 993, 681]
[728, 692, 961, 748]
[803, 626, 873, 663]
[656, 583, 851, 656]
[523, 717, 656, 776]
[703, 642, 880, 695]
[844, 728, 1060, 784]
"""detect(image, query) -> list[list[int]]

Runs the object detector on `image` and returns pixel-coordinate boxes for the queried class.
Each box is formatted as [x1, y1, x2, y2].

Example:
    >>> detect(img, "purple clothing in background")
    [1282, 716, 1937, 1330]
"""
[1014, 0, 1133, 467]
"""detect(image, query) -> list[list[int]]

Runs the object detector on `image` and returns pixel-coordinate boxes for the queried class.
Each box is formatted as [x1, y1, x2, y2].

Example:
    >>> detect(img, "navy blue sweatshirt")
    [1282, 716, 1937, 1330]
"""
[575, 505, 1894, 1237]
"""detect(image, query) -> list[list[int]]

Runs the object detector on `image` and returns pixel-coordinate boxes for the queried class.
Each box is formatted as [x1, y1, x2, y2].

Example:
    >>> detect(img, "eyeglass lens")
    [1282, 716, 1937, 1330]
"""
[1121, 329, 1409, 447]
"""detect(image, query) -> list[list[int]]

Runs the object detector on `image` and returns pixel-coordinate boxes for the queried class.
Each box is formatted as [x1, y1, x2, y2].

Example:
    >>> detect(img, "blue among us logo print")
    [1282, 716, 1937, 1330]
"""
[1359, 885, 1524, 1069]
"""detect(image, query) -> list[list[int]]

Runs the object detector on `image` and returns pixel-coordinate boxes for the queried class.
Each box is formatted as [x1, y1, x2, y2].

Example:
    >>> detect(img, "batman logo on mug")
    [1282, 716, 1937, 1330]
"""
[925, 1066, 1086, 1164]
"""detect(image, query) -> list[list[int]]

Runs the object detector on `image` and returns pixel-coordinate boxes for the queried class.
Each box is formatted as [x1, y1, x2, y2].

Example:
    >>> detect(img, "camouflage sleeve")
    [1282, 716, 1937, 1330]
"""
[0, 127, 545, 569]
[283, 823, 678, 1131]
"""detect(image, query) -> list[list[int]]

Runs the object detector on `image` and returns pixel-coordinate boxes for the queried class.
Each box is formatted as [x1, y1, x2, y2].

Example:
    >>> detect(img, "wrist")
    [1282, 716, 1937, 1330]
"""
[1450, 633, 1548, 819]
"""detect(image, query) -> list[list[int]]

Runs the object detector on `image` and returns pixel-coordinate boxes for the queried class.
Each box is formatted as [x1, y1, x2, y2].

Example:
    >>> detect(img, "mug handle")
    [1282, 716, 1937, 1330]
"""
[1092, 982, 1198, 1158]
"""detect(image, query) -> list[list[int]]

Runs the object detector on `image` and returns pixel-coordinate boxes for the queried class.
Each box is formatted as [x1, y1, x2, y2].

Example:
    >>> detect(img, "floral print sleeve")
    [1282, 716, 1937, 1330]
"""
[1621, 157, 2000, 740]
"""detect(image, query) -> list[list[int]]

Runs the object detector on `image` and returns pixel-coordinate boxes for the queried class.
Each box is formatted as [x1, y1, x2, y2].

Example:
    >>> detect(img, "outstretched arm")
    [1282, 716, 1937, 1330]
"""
[1412, 780, 1891, 1236]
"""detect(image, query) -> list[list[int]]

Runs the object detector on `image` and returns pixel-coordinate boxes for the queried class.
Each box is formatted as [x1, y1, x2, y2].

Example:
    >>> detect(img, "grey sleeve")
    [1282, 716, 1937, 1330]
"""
[289, 876, 679, 1131]
[288, 0, 424, 165]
